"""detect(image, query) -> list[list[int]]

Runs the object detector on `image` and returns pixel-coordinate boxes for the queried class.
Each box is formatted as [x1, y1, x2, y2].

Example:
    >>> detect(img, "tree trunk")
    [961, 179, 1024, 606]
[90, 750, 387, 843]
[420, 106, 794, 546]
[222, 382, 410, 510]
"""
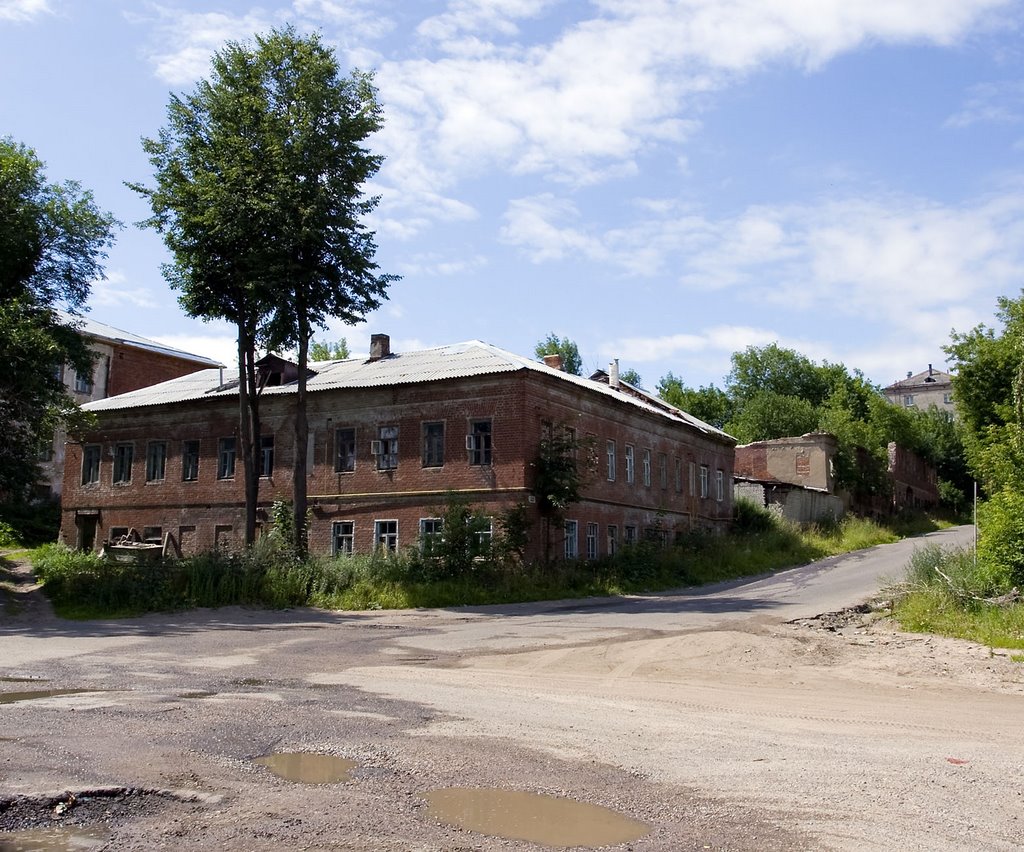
[237, 323, 260, 546]
[292, 305, 309, 556]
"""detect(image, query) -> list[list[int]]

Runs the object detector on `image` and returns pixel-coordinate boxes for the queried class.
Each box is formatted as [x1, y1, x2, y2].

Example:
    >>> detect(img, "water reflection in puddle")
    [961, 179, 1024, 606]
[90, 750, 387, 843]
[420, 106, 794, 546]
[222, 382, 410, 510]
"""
[0, 825, 109, 850]
[423, 788, 650, 848]
[0, 690, 98, 706]
[253, 753, 356, 784]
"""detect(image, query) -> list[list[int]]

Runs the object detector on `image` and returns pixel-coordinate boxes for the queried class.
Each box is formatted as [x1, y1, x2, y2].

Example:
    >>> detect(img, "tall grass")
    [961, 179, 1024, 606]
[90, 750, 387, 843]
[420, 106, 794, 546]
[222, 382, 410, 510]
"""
[31, 507, 940, 619]
[892, 543, 1024, 651]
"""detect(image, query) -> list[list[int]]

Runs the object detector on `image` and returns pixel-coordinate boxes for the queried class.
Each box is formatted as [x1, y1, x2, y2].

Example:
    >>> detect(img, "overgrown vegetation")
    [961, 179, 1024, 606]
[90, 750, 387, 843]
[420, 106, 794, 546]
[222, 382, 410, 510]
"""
[29, 499, 946, 620]
[891, 544, 1024, 651]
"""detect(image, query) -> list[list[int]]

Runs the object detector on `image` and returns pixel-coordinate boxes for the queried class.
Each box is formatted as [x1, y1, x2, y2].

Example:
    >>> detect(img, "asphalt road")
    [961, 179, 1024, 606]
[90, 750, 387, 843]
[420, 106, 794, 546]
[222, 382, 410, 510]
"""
[3, 523, 1021, 852]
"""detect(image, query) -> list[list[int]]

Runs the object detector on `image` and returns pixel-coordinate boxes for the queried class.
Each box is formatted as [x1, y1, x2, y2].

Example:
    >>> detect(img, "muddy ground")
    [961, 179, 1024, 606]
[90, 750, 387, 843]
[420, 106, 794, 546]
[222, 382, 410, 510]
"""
[1, 544, 1022, 851]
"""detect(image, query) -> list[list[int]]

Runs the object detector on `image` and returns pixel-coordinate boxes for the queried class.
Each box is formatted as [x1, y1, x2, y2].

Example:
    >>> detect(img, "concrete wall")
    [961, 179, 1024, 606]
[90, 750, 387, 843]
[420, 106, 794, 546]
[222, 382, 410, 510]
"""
[734, 433, 837, 493]
[735, 481, 844, 525]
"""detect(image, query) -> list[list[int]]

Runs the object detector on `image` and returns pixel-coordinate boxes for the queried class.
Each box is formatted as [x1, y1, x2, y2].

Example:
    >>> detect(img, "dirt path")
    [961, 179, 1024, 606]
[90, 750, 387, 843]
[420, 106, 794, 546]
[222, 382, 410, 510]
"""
[1, 540, 1022, 850]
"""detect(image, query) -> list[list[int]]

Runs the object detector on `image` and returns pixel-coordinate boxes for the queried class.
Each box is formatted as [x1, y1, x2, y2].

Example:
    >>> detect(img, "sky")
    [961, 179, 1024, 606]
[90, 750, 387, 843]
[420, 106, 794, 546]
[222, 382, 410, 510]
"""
[3, 0, 1024, 393]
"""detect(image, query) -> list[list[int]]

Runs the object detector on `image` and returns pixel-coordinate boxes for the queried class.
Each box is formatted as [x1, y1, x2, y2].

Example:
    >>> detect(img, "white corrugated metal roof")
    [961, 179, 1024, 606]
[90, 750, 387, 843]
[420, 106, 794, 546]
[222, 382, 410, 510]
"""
[84, 339, 734, 441]
[58, 311, 223, 367]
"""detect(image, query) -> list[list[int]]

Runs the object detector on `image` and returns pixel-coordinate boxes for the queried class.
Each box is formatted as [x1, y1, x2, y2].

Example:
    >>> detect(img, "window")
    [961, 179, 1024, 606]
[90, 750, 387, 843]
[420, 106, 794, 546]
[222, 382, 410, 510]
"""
[332, 521, 355, 555]
[624, 525, 637, 546]
[642, 449, 651, 486]
[607, 524, 618, 557]
[468, 420, 492, 465]
[586, 522, 599, 560]
[218, 437, 236, 479]
[374, 519, 398, 552]
[335, 427, 356, 472]
[474, 518, 494, 554]
[375, 426, 398, 471]
[659, 453, 668, 489]
[606, 440, 616, 481]
[420, 518, 444, 554]
[675, 458, 682, 493]
[716, 469, 725, 502]
[109, 526, 129, 542]
[113, 443, 133, 484]
[142, 526, 162, 543]
[700, 464, 709, 498]
[146, 441, 167, 482]
[625, 444, 635, 484]
[260, 435, 274, 477]
[689, 461, 696, 496]
[74, 368, 93, 394]
[182, 440, 200, 481]
[81, 444, 100, 485]
[903, 394, 915, 407]
[422, 422, 445, 467]
[564, 520, 578, 559]
[943, 392, 954, 404]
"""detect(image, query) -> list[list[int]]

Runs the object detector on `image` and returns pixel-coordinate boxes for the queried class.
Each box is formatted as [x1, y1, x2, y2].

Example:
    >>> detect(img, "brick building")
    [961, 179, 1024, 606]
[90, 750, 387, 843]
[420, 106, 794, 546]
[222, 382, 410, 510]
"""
[59, 337, 736, 559]
[40, 313, 221, 498]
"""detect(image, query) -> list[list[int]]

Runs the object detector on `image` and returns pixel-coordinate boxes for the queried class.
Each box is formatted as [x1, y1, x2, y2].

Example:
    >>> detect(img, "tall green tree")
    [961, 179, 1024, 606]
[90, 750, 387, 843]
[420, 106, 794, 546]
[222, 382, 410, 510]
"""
[0, 138, 116, 500]
[657, 373, 733, 429]
[535, 333, 583, 376]
[133, 28, 396, 551]
[310, 337, 350, 360]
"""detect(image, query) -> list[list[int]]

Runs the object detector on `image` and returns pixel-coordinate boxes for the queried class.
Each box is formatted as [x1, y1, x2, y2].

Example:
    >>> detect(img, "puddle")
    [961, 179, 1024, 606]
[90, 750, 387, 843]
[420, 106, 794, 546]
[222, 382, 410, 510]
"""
[232, 677, 267, 686]
[0, 825, 109, 850]
[253, 752, 356, 784]
[0, 677, 48, 683]
[0, 690, 98, 706]
[179, 691, 217, 699]
[422, 788, 650, 848]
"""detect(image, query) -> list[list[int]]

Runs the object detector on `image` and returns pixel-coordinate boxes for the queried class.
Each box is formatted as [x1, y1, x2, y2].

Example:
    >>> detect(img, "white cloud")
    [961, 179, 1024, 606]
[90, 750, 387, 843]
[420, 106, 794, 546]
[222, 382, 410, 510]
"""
[946, 80, 1024, 128]
[500, 195, 609, 262]
[0, 0, 50, 22]
[151, 333, 238, 369]
[89, 272, 160, 310]
[374, 0, 1012, 195]
[397, 253, 489, 277]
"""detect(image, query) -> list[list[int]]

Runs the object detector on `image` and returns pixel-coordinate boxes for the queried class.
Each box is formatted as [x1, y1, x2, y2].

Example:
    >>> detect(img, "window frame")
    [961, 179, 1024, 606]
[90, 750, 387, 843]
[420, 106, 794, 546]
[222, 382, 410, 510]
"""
[74, 368, 93, 395]
[468, 419, 493, 466]
[586, 522, 599, 560]
[374, 519, 399, 552]
[607, 524, 618, 557]
[419, 517, 444, 554]
[642, 448, 651, 487]
[217, 437, 237, 480]
[182, 439, 200, 482]
[260, 435, 274, 478]
[334, 427, 356, 473]
[332, 521, 355, 556]
[564, 519, 579, 560]
[81, 444, 101, 485]
[625, 444, 635, 484]
[375, 425, 399, 471]
[606, 440, 616, 482]
[716, 468, 725, 502]
[422, 421, 445, 468]
[113, 443, 134, 484]
[145, 441, 167, 482]
[700, 464, 709, 499]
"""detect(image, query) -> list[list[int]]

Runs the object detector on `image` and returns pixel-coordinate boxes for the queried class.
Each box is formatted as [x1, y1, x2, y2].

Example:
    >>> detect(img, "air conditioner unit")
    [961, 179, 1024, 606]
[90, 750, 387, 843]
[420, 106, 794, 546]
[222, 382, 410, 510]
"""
[465, 435, 476, 451]
[370, 440, 382, 455]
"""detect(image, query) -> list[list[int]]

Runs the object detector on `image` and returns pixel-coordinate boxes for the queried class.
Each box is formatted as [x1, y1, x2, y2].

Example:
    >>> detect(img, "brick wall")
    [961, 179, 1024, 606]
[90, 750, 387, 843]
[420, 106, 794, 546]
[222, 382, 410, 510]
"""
[107, 343, 210, 397]
[60, 370, 735, 559]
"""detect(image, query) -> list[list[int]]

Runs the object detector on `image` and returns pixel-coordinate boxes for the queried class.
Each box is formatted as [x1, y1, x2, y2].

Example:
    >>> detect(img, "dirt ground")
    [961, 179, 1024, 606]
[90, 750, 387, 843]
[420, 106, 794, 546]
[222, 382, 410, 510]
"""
[1, 548, 1022, 851]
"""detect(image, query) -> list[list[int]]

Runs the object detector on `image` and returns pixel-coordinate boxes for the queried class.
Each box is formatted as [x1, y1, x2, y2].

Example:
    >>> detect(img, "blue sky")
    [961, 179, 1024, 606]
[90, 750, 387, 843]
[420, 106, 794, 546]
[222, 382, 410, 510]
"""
[3, 0, 1023, 392]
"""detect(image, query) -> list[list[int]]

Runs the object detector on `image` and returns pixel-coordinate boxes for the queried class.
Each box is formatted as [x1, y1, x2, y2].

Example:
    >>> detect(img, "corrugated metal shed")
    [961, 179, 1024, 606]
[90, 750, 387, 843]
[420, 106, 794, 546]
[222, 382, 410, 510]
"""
[84, 339, 733, 441]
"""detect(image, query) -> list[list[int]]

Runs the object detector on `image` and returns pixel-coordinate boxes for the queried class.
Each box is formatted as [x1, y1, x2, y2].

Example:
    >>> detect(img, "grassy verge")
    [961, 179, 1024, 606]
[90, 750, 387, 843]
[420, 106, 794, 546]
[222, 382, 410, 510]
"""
[891, 543, 1024, 653]
[26, 505, 954, 620]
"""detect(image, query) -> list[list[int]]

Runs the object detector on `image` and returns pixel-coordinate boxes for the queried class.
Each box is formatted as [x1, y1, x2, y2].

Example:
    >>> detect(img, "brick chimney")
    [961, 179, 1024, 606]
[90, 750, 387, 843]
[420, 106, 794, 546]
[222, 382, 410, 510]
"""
[369, 334, 391, 360]
[542, 354, 564, 371]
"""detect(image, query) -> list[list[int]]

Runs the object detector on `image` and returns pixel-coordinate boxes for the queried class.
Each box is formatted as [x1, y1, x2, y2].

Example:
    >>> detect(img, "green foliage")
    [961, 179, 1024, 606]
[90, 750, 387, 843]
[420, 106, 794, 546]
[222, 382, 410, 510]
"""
[310, 338, 350, 360]
[893, 544, 1024, 650]
[732, 497, 777, 534]
[724, 391, 819, 443]
[726, 343, 839, 406]
[619, 368, 642, 387]
[0, 137, 116, 499]
[977, 490, 1024, 590]
[657, 374, 733, 429]
[532, 425, 592, 519]
[535, 333, 583, 376]
[413, 494, 493, 580]
[0, 499, 60, 547]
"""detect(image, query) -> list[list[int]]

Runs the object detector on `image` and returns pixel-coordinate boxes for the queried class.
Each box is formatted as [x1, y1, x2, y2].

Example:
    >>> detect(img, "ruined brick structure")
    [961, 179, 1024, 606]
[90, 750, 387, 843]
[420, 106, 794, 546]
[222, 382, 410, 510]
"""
[59, 338, 735, 560]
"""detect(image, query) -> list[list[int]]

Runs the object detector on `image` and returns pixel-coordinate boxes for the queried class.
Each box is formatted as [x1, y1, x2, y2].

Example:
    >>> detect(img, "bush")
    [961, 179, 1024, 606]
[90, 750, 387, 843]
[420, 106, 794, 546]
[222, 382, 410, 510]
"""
[732, 497, 777, 534]
[977, 489, 1024, 591]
